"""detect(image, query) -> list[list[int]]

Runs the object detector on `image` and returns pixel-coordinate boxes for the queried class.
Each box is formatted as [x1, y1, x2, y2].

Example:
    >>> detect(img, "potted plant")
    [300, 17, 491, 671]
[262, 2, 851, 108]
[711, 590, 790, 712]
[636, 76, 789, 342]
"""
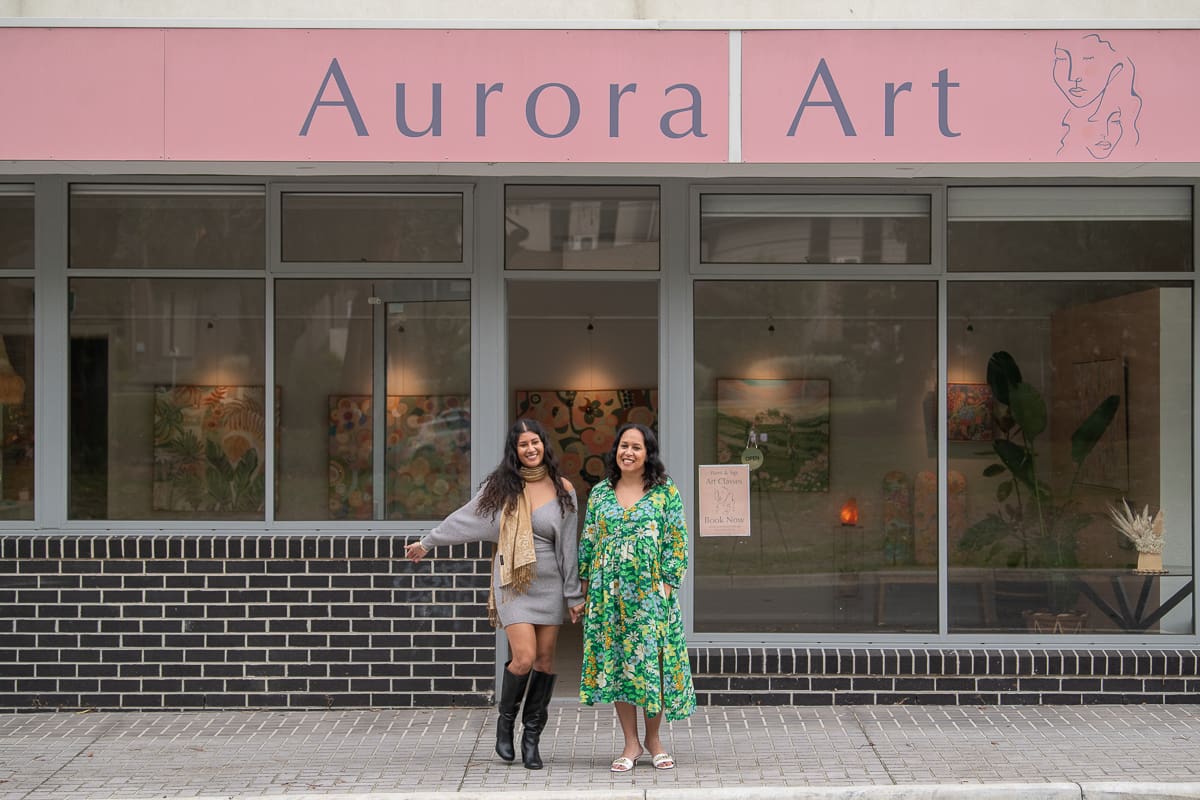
[957, 351, 1120, 630]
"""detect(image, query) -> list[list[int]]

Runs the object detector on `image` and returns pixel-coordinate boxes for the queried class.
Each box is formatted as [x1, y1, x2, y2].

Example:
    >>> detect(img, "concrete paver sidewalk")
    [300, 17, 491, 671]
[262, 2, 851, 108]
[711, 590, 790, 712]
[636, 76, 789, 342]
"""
[2, 703, 1200, 799]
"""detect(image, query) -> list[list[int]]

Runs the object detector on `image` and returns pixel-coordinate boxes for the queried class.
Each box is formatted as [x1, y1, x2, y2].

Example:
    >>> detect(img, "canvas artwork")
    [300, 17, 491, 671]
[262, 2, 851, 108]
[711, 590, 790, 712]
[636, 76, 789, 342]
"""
[716, 378, 830, 492]
[328, 395, 471, 520]
[153, 385, 278, 513]
[1072, 358, 1128, 490]
[514, 389, 657, 492]
[947, 383, 994, 442]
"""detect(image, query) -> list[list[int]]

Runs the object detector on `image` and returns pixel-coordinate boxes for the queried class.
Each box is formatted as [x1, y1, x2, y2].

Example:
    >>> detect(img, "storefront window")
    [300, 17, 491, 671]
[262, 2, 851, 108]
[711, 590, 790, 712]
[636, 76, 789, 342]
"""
[0, 186, 34, 269]
[274, 279, 471, 521]
[693, 280, 938, 633]
[0, 278, 33, 520]
[699, 194, 931, 265]
[505, 185, 660, 270]
[948, 281, 1194, 635]
[948, 187, 1192, 272]
[68, 278, 266, 520]
[70, 185, 265, 269]
[281, 192, 463, 263]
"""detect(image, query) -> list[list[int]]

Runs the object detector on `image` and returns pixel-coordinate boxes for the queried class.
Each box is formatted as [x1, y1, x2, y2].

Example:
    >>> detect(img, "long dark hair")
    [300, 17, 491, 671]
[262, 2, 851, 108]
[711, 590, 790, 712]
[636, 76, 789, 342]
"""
[605, 423, 668, 490]
[477, 419, 575, 518]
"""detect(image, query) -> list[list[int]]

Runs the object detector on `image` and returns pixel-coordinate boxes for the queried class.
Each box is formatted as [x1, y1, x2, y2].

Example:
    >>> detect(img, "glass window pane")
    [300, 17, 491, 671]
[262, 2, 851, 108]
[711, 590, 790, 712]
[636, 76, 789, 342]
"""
[68, 278, 266, 520]
[505, 185, 660, 270]
[281, 193, 463, 263]
[700, 194, 931, 265]
[70, 186, 265, 269]
[0, 278, 33, 520]
[948, 187, 1193, 272]
[949, 281, 1193, 635]
[694, 280, 938, 633]
[0, 187, 34, 269]
[274, 279, 471, 521]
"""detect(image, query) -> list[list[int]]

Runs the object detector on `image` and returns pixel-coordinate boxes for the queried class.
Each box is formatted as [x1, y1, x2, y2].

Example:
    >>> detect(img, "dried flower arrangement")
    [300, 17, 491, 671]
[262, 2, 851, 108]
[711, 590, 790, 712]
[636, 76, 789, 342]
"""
[1106, 500, 1167, 574]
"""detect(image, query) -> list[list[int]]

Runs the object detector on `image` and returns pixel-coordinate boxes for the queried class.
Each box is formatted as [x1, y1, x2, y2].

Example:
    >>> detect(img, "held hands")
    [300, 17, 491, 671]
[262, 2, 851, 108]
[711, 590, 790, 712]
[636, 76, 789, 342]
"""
[568, 601, 586, 624]
[404, 541, 429, 563]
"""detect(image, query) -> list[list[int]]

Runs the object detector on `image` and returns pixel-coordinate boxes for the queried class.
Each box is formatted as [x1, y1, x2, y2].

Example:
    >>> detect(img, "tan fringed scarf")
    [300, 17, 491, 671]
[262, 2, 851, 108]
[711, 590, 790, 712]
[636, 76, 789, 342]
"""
[487, 465, 545, 627]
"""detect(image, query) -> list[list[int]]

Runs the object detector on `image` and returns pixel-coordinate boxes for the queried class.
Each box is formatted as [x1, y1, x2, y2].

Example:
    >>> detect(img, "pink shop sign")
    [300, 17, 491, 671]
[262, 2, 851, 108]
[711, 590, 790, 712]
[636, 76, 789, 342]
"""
[0, 28, 728, 163]
[741, 29, 1200, 163]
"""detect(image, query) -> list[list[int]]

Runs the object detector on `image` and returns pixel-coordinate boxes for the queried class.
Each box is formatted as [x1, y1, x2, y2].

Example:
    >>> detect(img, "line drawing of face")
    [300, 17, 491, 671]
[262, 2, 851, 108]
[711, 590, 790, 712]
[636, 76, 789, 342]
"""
[1053, 33, 1123, 109]
[1054, 34, 1141, 159]
[1083, 105, 1126, 159]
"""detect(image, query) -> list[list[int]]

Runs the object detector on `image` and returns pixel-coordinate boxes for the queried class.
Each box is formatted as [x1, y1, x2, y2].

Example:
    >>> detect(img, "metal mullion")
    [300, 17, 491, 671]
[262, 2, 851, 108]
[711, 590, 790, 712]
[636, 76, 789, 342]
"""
[66, 268, 263, 280]
[272, 262, 472, 277]
[28, 177, 68, 530]
[372, 294, 387, 522]
[937, 277, 949, 638]
[944, 271, 1194, 282]
[1193, 179, 1200, 637]
[264, 271, 276, 525]
[662, 177, 693, 637]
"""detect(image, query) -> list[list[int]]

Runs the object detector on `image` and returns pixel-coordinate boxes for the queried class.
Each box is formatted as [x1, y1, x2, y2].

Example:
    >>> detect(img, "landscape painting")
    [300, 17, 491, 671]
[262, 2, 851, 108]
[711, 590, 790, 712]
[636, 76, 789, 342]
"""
[716, 378, 830, 492]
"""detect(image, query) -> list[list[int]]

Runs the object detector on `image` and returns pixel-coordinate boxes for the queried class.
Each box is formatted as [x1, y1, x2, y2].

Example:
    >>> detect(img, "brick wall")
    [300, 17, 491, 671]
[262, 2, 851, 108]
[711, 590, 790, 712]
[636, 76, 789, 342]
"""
[690, 648, 1200, 705]
[2, 535, 1198, 711]
[0, 534, 495, 712]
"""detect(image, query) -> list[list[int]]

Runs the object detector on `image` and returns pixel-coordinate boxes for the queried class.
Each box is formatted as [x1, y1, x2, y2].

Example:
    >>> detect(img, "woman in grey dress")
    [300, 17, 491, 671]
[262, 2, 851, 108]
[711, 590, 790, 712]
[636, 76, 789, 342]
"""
[404, 419, 584, 770]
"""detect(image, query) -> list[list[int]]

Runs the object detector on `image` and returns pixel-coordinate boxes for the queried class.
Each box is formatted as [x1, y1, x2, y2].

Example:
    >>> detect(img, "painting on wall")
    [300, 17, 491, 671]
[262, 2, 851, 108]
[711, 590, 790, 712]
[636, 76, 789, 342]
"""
[715, 378, 830, 492]
[514, 389, 657, 493]
[947, 383, 994, 442]
[328, 394, 471, 520]
[153, 385, 278, 513]
[1072, 358, 1128, 491]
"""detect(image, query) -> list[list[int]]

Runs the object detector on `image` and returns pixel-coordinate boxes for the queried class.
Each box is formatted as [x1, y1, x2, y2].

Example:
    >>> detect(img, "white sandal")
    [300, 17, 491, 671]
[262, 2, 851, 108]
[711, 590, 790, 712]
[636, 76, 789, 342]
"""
[610, 755, 640, 773]
[651, 752, 676, 770]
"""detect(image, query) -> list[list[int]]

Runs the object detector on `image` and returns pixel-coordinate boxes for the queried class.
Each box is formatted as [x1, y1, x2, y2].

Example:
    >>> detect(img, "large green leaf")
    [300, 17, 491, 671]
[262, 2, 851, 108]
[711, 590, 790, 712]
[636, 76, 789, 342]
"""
[993, 439, 1033, 488]
[1008, 382, 1047, 439]
[1070, 394, 1120, 466]
[987, 351, 1023, 406]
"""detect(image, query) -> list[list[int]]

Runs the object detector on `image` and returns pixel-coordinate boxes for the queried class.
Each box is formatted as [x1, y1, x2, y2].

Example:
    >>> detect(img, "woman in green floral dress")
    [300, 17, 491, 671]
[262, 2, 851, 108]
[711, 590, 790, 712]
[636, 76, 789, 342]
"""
[579, 423, 696, 773]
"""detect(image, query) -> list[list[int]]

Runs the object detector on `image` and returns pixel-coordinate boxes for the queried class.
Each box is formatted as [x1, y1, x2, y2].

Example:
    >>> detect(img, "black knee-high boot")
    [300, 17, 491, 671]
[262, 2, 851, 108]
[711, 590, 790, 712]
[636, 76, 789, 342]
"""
[521, 669, 557, 770]
[495, 664, 531, 762]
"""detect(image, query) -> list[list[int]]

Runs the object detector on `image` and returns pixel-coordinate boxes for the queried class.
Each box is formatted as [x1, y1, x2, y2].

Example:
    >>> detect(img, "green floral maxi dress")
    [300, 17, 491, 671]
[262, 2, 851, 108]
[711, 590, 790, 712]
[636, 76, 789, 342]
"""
[578, 477, 697, 721]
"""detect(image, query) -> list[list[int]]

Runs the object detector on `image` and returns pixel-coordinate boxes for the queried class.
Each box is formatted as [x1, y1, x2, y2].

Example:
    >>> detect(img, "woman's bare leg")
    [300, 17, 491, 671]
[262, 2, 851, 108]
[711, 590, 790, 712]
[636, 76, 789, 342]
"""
[504, 623, 536, 675]
[530, 624, 560, 673]
[614, 702, 644, 761]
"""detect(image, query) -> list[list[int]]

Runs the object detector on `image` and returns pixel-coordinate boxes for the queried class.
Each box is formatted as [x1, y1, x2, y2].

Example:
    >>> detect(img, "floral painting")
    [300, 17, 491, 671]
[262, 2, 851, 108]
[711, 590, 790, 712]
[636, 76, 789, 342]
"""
[514, 389, 657, 494]
[947, 383, 994, 442]
[328, 395, 470, 520]
[716, 378, 830, 492]
[153, 385, 277, 513]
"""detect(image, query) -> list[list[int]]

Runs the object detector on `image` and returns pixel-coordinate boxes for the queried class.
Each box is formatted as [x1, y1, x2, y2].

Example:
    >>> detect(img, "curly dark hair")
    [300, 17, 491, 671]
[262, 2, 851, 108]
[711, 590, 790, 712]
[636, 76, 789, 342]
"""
[476, 419, 575, 519]
[604, 423, 668, 490]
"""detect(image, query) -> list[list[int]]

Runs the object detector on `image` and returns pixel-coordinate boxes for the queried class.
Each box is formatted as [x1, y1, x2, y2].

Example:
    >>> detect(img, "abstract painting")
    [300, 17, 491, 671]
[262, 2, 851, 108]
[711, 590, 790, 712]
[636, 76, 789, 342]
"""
[328, 394, 471, 520]
[947, 383, 994, 442]
[153, 385, 278, 513]
[716, 378, 830, 492]
[514, 389, 657, 493]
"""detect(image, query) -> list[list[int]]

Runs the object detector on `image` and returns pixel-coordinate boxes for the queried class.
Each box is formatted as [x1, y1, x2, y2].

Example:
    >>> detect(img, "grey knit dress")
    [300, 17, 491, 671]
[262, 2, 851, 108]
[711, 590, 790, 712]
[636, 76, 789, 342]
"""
[419, 487, 583, 626]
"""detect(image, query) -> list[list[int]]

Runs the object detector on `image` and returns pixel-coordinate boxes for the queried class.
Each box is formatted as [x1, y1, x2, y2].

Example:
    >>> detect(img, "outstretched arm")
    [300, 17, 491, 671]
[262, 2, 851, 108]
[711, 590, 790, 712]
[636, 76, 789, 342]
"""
[406, 488, 498, 563]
